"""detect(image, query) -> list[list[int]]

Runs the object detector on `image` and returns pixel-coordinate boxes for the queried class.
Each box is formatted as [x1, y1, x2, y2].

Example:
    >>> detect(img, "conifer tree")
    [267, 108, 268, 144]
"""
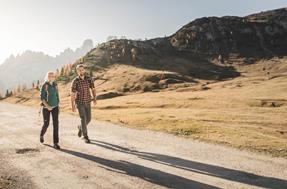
[5, 89, 10, 98]
[60, 67, 65, 76]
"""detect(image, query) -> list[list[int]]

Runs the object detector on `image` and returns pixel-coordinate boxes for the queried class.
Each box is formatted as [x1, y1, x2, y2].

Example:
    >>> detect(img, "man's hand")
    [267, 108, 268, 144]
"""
[91, 88, 97, 106]
[93, 99, 97, 106]
[72, 105, 76, 112]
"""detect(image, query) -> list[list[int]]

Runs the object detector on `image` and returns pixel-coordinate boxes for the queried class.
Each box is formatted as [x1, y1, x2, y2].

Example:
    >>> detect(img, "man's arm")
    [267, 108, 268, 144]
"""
[90, 77, 97, 105]
[71, 92, 77, 112]
[91, 88, 97, 104]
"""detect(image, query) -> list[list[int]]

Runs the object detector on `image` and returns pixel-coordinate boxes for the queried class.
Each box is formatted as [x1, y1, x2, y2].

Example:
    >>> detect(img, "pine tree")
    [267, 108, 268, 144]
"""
[64, 64, 72, 76]
[63, 65, 67, 75]
[5, 89, 10, 98]
[22, 83, 27, 91]
[60, 67, 64, 76]
[36, 80, 40, 90]
[56, 69, 60, 77]
[68, 64, 72, 75]
[13, 88, 17, 95]
[17, 84, 22, 93]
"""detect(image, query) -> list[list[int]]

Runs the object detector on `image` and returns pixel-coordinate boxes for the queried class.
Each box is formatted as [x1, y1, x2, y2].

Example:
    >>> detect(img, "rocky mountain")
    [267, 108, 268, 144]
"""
[170, 8, 287, 60]
[67, 8, 286, 95]
[82, 8, 287, 69]
[0, 39, 93, 91]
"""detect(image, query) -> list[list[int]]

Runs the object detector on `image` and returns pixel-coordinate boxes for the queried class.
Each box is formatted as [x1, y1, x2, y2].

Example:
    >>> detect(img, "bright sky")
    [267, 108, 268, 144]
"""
[0, 0, 286, 64]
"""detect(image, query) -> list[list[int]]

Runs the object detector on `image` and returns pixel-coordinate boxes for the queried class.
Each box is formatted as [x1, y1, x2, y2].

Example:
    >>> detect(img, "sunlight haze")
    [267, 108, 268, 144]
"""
[0, 0, 286, 64]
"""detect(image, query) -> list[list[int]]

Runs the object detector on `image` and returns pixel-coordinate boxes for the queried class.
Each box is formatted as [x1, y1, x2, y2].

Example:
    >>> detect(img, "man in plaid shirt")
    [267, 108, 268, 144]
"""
[71, 64, 97, 143]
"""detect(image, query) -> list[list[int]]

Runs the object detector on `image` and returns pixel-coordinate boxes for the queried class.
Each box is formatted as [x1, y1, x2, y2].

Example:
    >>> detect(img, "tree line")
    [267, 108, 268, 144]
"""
[0, 63, 75, 100]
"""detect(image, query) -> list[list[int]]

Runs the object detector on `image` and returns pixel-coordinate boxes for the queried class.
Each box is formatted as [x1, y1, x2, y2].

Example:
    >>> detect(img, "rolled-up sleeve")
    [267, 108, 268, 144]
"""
[89, 78, 95, 89]
[40, 84, 47, 101]
[71, 79, 77, 93]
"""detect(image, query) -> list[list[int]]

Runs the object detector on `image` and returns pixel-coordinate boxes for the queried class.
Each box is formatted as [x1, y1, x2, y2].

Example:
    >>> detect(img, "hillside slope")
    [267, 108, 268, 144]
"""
[4, 60, 287, 157]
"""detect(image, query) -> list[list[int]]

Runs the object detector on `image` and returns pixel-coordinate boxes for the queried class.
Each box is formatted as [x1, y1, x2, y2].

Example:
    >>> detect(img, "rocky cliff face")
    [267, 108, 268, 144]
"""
[170, 8, 287, 60]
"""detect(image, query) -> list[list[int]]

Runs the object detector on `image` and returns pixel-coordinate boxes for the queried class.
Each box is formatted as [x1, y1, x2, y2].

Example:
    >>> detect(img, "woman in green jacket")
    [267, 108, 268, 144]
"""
[40, 71, 60, 149]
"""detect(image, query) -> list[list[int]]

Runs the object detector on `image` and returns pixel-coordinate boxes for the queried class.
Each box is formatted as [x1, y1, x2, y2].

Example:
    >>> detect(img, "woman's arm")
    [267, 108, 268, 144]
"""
[70, 79, 77, 112]
[42, 100, 52, 111]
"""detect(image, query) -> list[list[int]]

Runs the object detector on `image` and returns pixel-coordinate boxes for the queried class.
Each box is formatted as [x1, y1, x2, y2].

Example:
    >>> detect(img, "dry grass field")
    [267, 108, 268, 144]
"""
[4, 59, 287, 158]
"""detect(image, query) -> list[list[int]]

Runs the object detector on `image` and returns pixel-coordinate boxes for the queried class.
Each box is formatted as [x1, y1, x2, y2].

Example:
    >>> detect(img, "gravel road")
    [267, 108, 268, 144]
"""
[0, 102, 286, 189]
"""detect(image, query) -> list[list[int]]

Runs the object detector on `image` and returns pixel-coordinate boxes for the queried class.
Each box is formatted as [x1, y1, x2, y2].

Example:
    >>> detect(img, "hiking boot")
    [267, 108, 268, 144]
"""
[40, 136, 44, 143]
[54, 143, 61, 150]
[83, 137, 90, 144]
[78, 127, 82, 138]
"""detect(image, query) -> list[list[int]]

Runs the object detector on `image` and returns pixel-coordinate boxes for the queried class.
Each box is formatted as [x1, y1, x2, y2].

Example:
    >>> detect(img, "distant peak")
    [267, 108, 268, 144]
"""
[82, 39, 94, 49]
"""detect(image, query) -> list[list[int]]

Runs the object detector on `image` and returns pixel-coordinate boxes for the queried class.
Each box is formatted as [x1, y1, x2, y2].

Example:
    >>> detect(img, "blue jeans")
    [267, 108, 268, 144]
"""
[77, 103, 91, 138]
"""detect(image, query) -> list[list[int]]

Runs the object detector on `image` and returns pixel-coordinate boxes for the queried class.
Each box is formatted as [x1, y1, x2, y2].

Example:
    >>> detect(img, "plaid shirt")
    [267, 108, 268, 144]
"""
[71, 76, 95, 104]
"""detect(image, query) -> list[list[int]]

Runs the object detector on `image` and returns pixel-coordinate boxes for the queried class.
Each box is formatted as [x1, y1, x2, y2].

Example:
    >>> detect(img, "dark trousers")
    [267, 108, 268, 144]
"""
[40, 106, 59, 144]
[77, 103, 91, 138]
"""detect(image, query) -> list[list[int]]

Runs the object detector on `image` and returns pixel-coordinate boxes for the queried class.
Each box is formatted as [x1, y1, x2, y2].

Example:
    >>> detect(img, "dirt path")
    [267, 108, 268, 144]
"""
[0, 102, 286, 189]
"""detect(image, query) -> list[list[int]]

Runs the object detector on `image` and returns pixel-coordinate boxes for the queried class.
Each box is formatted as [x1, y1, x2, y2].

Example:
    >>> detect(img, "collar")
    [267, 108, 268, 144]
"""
[45, 81, 56, 86]
[78, 75, 87, 80]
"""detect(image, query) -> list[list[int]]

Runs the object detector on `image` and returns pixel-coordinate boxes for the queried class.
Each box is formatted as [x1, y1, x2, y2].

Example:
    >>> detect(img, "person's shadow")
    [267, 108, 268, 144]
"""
[57, 147, 220, 189]
[85, 140, 287, 189]
[44, 141, 287, 189]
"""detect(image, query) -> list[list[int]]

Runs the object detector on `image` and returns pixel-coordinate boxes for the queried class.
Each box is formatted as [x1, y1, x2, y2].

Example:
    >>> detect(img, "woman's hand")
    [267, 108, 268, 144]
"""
[47, 106, 53, 111]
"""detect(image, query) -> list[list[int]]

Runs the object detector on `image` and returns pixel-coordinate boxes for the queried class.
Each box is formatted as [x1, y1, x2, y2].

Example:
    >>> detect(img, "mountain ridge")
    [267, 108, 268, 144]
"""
[82, 7, 287, 68]
[62, 8, 287, 94]
[170, 7, 287, 58]
[2, 8, 287, 95]
[0, 39, 94, 93]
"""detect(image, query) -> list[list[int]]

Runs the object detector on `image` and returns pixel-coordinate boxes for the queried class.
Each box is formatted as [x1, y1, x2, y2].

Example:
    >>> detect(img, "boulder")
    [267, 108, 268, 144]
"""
[97, 91, 123, 100]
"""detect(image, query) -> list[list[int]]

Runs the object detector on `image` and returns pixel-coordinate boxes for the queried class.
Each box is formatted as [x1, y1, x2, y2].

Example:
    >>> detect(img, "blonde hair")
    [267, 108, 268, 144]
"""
[44, 71, 55, 82]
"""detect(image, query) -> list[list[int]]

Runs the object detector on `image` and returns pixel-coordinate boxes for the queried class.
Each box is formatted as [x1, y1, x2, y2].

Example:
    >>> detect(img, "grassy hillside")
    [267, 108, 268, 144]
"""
[4, 59, 287, 157]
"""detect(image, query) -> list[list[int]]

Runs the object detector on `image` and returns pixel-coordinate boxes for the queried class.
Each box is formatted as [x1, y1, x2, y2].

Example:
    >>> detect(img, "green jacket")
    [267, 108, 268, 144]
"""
[40, 82, 59, 107]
